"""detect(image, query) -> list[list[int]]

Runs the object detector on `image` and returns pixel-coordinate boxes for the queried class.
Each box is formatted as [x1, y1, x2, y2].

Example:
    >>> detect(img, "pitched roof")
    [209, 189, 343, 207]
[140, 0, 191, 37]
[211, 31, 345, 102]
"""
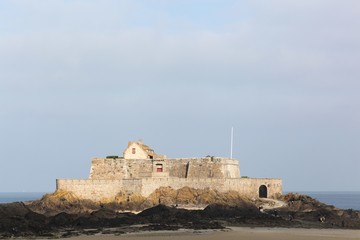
[126, 140, 166, 159]
[128, 140, 154, 155]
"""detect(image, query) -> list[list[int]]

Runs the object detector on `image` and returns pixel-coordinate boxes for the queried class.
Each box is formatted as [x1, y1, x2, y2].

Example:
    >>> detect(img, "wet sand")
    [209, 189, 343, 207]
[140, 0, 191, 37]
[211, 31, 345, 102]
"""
[61, 227, 360, 240]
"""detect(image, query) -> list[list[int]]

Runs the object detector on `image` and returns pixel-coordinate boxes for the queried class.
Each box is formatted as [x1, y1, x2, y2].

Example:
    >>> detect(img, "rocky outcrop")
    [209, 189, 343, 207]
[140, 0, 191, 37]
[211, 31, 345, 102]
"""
[28, 190, 98, 216]
[1, 192, 360, 238]
[267, 193, 360, 228]
[0, 202, 49, 237]
[115, 186, 253, 209]
[27, 190, 360, 229]
[29, 187, 253, 215]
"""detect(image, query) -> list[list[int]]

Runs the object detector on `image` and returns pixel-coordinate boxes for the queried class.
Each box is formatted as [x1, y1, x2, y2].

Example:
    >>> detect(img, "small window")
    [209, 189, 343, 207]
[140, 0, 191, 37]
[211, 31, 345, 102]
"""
[156, 164, 163, 172]
[132, 148, 136, 154]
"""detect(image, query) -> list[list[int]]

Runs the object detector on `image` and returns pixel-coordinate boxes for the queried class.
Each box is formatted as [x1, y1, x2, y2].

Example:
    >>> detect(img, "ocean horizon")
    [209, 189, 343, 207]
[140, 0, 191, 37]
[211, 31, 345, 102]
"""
[286, 191, 360, 211]
[1, 191, 359, 211]
[0, 192, 46, 204]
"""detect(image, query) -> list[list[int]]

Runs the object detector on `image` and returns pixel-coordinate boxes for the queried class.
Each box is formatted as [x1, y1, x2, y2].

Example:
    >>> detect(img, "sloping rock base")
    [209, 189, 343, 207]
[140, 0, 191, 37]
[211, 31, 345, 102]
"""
[0, 189, 359, 238]
[29, 187, 255, 215]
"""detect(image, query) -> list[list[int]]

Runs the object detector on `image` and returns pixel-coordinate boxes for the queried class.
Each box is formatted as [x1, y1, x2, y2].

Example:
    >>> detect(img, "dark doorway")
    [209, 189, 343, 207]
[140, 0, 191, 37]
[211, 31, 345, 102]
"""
[259, 185, 267, 198]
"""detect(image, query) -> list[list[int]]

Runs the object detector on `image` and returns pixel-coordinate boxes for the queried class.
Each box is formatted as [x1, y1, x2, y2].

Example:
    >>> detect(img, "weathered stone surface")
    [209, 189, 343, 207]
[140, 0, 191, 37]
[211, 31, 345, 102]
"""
[56, 177, 282, 202]
[57, 141, 282, 202]
[89, 157, 240, 180]
[29, 190, 98, 215]
[29, 187, 261, 214]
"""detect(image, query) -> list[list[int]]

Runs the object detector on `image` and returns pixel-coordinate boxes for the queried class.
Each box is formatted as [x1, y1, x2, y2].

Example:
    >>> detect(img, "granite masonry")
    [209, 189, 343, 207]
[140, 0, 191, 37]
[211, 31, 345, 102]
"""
[56, 140, 282, 201]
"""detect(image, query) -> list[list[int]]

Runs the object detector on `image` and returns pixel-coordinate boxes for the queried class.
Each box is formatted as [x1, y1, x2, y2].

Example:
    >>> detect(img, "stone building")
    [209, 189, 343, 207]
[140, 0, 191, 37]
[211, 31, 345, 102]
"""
[123, 140, 166, 160]
[56, 140, 282, 201]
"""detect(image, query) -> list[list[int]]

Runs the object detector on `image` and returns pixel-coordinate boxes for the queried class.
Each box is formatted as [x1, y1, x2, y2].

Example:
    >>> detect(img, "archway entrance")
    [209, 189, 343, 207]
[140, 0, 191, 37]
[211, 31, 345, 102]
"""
[259, 185, 267, 198]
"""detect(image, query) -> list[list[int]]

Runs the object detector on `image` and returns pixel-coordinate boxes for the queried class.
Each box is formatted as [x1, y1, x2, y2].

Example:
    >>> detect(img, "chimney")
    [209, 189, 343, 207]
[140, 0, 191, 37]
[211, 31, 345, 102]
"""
[128, 141, 131, 147]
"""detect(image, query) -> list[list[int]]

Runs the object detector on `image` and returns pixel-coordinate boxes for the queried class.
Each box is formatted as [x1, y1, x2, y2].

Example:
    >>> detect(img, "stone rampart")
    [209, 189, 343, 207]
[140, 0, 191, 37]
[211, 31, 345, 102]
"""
[89, 157, 240, 180]
[140, 177, 282, 198]
[58, 154, 281, 202]
[56, 177, 282, 202]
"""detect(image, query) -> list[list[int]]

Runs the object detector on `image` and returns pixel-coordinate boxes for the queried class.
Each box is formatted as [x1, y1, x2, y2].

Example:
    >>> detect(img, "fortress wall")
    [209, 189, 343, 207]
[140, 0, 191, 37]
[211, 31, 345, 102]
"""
[89, 157, 241, 180]
[223, 160, 241, 178]
[166, 159, 188, 178]
[227, 178, 283, 198]
[89, 158, 153, 179]
[59, 156, 279, 201]
[89, 158, 126, 179]
[56, 179, 142, 201]
[187, 159, 223, 178]
[166, 158, 240, 178]
[139, 178, 281, 198]
[56, 177, 282, 202]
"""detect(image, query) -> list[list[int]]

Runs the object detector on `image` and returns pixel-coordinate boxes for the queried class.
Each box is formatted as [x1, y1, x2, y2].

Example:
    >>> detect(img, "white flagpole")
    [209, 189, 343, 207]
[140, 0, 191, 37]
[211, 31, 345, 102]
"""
[230, 127, 234, 159]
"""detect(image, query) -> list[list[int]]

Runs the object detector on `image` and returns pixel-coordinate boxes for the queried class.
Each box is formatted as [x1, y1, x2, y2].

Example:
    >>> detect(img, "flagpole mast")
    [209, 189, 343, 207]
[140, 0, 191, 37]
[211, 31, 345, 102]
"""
[230, 127, 234, 159]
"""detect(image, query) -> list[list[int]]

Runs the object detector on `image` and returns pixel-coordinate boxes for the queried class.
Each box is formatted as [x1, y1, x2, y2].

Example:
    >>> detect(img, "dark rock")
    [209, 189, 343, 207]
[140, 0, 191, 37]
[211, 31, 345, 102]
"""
[1, 192, 360, 237]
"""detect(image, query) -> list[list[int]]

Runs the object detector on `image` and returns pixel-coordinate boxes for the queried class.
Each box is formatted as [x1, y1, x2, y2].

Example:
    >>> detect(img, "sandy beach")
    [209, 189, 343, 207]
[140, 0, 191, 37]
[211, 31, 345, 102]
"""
[61, 227, 360, 240]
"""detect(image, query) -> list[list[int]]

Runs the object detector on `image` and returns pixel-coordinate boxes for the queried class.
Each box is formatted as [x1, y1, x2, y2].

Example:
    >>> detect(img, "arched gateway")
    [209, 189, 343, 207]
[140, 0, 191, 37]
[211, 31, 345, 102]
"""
[259, 185, 267, 198]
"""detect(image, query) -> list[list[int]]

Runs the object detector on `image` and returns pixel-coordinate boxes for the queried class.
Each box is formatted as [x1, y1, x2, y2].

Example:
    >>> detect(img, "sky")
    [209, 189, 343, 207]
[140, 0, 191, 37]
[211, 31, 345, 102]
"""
[0, 0, 359, 192]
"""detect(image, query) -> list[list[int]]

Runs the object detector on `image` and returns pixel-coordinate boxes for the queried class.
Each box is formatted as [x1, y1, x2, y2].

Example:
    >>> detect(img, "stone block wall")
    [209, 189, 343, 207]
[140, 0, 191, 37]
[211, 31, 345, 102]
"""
[166, 158, 240, 178]
[89, 158, 153, 179]
[89, 157, 240, 180]
[59, 156, 280, 202]
[56, 179, 124, 200]
[139, 177, 281, 198]
[56, 177, 282, 202]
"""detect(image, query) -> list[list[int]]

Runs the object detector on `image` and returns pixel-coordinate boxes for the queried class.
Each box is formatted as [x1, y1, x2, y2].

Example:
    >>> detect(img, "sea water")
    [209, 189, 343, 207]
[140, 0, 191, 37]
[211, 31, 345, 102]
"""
[0, 192, 359, 210]
[299, 191, 360, 211]
[0, 192, 45, 203]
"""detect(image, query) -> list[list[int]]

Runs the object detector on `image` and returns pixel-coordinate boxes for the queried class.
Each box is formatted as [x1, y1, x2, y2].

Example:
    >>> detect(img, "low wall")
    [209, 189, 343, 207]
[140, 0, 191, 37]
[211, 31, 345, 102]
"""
[139, 177, 281, 198]
[56, 179, 141, 200]
[57, 177, 282, 202]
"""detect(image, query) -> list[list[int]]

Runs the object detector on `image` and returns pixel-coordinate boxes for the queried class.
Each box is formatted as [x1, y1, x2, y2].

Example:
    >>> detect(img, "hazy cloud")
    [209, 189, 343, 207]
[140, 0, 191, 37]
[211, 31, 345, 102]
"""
[0, 0, 359, 191]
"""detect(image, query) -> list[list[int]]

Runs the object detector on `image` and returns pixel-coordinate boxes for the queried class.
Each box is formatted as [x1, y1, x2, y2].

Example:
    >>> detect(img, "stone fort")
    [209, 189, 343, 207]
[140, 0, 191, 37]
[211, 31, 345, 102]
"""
[56, 140, 282, 201]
